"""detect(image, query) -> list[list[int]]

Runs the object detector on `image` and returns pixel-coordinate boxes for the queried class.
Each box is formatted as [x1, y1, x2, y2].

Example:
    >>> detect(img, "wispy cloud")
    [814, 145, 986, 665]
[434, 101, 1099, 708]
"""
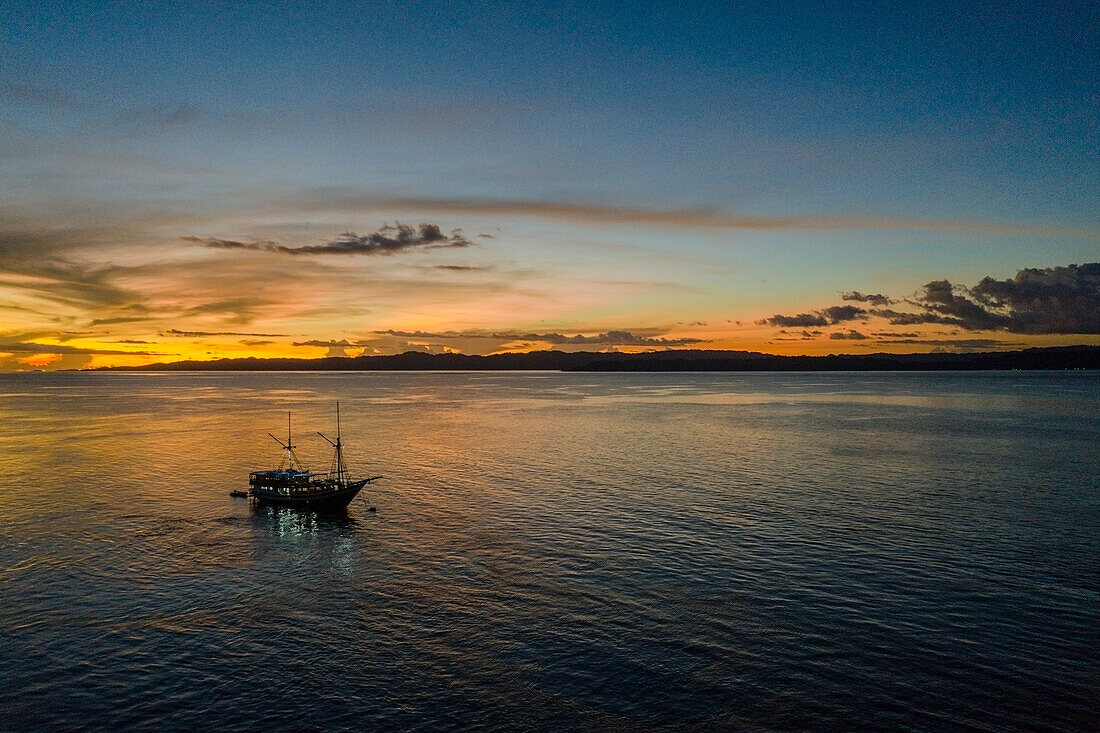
[160, 329, 289, 338]
[183, 298, 269, 324]
[0, 340, 162, 355]
[380, 329, 704, 347]
[88, 312, 154, 327]
[124, 103, 200, 126]
[875, 338, 1027, 350]
[275, 191, 1100, 238]
[3, 81, 206, 131]
[0, 82, 75, 109]
[0, 229, 142, 310]
[185, 223, 472, 256]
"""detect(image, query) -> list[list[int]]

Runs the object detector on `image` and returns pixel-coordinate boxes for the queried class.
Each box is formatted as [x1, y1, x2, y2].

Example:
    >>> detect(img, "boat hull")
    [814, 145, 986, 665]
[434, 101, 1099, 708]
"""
[249, 479, 370, 512]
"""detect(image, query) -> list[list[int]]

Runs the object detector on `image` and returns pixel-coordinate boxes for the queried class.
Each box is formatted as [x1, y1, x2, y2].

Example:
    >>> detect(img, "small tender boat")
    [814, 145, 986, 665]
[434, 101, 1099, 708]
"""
[246, 403, 381, 511]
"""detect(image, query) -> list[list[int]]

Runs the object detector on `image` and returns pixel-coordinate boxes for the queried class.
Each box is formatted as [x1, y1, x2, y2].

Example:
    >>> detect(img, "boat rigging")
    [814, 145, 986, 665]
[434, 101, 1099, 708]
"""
[239, 402, 382, 511]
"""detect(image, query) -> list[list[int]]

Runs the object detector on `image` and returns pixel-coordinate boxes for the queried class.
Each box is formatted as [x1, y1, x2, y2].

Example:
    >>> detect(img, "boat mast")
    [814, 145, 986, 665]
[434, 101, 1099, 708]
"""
[268, 411, 302, 471]
[318, 401, 348, 483]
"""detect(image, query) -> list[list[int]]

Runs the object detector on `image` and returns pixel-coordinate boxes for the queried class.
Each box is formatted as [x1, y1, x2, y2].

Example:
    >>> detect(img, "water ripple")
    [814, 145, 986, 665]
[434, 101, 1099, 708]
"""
[0, 371, 1097, 731]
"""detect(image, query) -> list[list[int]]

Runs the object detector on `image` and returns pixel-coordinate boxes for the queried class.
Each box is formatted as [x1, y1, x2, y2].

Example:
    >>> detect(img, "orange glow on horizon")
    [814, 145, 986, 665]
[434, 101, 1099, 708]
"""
[4, 327, 1096, 371]
[19, 353, 62, 368]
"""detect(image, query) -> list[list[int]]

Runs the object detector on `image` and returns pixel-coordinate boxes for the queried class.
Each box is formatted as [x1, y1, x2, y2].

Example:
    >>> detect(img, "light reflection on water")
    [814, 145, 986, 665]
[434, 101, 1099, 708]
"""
[0, 370, 1098, 731]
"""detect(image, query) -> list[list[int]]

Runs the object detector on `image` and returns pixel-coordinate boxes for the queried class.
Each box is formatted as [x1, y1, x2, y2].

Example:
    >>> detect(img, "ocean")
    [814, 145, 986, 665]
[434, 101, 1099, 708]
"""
[1, 370, 1097, 731]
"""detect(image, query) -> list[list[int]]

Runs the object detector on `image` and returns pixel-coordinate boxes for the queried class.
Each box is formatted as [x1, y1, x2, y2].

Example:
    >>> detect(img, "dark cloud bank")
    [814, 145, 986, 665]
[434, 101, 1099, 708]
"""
[185, 223, 471, 256]
[762, 264, 1100, 335]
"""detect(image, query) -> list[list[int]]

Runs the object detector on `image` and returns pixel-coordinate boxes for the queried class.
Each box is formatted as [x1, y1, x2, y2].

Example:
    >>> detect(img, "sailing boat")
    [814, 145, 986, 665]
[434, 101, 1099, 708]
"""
[246, 403, 381, 511]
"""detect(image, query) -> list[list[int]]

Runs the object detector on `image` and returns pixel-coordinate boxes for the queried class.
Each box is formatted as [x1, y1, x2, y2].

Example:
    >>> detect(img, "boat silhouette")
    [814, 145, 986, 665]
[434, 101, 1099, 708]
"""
[245, 403, 381, 511]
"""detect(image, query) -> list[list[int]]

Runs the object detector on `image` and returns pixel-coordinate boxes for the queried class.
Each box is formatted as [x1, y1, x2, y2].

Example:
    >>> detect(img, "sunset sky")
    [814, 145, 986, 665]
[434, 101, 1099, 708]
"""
[2, 1, 1097, 369]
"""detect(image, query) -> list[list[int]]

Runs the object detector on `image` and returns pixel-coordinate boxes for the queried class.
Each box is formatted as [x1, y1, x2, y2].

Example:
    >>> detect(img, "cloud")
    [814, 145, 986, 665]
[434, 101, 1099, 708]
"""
[868, 308, 959, 326]
[876, 338, 1025, 350]
[969, 263, 1100, 334]
[759, 313, 829, 328]
[184, 298, 268, 324]
[764, 264, 1100, 336]
[125, 103, 200, 126]
[822, 305, 867, 322]
[842, 291, 893, 306]
[292, 339, 359, 348]
[774, 329, 822, 341]
[0, 341, 161, 355]
[2, 82, 204, 128]
[0, 229, 141, 310]
[185, 222, 472, 256]
[87, 313, 153, 326]
[829, 329, 869, 340]
[0, 352, 93, 371]
[277, 191, 1100, 238]
[160, 328, 288, 338]
[874, 265, 1100, 333]
[0, 82, 74, 108]
[0, 331, 168, 370]
[526, 330, 703, 346]
[910, 279, 1012, 331]
[759, 305, 866, 328]
[380, 329, 703, 347]
[290, 339, 367, 357]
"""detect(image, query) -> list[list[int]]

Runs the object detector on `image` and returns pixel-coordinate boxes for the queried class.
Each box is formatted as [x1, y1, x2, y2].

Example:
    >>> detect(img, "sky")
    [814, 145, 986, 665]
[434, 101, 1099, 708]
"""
[1, 1, 1097, 369]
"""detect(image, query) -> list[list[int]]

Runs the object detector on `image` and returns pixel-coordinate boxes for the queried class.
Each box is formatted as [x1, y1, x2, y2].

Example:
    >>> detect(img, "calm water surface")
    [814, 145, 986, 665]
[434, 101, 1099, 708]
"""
[0, 371, 1097, 731]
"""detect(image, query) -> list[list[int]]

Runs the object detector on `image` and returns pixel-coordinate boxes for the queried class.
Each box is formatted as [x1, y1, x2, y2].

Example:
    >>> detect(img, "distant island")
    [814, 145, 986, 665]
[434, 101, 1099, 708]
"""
[96, 345, 1100, 371]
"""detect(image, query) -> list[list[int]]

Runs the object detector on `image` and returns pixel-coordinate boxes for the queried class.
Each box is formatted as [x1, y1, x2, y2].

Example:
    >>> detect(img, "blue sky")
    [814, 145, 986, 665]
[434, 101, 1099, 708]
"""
[1, 1, 1097, 367]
